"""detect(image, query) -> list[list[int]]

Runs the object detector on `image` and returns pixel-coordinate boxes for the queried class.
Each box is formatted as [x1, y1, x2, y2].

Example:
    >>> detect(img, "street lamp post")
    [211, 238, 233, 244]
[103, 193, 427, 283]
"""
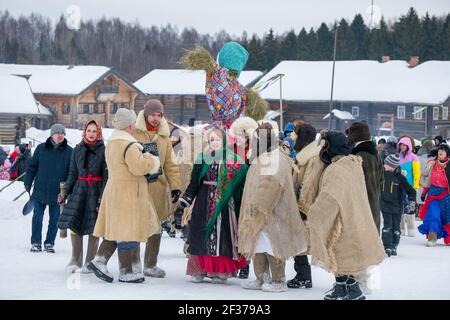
[328, 26, 338, 130]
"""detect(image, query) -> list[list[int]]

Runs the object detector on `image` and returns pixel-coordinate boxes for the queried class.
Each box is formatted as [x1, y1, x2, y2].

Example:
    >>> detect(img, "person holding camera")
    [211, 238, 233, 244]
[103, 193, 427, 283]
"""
[89, 108, 161, 283]
[133, 99, 181, 278]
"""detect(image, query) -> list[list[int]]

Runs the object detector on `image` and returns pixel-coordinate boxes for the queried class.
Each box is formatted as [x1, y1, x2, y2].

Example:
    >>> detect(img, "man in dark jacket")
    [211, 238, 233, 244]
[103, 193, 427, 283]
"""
[24, 124, 73, 253]
[346, 122, 384, 233]
[381, 154, 416, 256]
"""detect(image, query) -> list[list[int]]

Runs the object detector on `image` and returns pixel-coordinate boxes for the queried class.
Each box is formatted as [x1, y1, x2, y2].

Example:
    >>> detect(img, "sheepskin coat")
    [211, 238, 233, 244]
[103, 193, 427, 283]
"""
[93, 129, 161, 242]
[133, 111, 181, 221]
[293, 139, 326, 215]
[239, 148, 307, 260]
[308, 155, 385, 275]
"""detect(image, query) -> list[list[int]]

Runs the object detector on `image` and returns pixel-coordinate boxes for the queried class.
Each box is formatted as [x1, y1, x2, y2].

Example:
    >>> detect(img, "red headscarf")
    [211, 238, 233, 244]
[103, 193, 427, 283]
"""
[83, 120, 103, 145]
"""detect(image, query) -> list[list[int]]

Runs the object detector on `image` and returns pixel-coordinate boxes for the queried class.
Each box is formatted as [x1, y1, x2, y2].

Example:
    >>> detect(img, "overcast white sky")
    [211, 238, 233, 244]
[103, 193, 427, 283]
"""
[1, 0, 449, 36]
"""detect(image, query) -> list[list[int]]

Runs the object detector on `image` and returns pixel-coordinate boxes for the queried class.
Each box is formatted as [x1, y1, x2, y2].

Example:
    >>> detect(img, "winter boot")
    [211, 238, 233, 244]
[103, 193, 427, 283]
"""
[391, 248, 397, 256]
[44, 243, 55, 253]
[287, 278, 313, 288]
[354, 271, 372, 295]
[191, 275, 205, 283]
[385, 248, 392, 257]
[118, 248, 145, 283]
[238, 265, 249, 279]
[211, 277, 227, 284]
[344, 276, 366, 300]
[288, 255, 312, 288]
[66, 233, 83, 273]
[143, 233, 166, 278]
[88, 239, 117, 283]
[131, 245, 142, 274]
[261, 281, 288, 292]
[324, 276, 348, 300]
[426, 231, 438, 247]
[81, 235, 99, 273]
[262, 255, 287, 292]
[241, 279, 263, 290]
[30, 243, 42, 252]
[406, 214, 416, 237]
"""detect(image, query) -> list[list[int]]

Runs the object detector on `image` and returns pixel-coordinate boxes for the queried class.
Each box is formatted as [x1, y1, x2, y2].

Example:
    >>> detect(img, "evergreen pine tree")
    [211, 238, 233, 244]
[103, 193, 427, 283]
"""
[393, 7, 422, 59]
[367, 17, 392, 60]
[262, 28, 278, 70]
[350, 14, 368, 59]
[316, 23, 332, 60]
[279, 30, 298, 60]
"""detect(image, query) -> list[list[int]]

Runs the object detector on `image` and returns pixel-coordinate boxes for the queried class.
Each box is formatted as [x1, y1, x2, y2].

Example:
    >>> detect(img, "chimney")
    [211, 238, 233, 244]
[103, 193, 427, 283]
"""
[381, 55, 390, 63]
[408, 56, 419, 68]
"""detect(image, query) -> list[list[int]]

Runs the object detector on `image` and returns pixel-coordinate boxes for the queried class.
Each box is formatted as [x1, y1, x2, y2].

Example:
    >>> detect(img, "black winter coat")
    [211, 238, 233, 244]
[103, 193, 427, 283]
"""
[380, 167, 416, 214]
[24, 138, 73, 205]
[58, 140, 107, 235]
[14, 144, 31, 181]
[351, 141, 384, 232]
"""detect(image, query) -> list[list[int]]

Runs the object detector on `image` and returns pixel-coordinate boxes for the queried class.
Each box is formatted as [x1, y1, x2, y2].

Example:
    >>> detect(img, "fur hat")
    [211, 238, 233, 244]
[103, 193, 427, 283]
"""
[345, 121, 371, 145]
[257, 119, 279, 137]
[319, 130, 350, 165]
[294, 122, 317, 152]
[50, 123, 66, 136]
[384, 153, 400, 169]
[112, 108, 136, 130]
[144, 99, 164, 118]
[229, 116, 258, 137]
[422, 139, 434, 150]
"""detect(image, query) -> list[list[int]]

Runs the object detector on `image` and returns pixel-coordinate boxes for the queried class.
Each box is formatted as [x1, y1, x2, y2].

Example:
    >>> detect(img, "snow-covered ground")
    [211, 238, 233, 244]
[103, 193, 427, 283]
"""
[1, 180, 449, 300]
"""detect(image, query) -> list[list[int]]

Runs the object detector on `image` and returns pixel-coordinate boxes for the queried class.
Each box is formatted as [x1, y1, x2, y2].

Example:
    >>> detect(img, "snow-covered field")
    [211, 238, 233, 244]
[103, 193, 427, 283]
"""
[1, 180, 449, 300]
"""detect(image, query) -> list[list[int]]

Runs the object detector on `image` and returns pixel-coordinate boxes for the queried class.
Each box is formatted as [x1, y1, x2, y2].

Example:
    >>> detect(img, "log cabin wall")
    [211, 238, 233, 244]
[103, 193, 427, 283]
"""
[268, 99, 450, 139]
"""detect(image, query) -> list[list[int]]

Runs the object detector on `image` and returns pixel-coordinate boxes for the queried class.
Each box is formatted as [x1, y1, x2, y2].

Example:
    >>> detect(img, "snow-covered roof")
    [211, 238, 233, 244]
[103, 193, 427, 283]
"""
[0, 75, 51, 116]
[257, 60, 450, 105]
[134, 69, 263, 95]
[323, 109, 355, 120]
[0, 64, 111, 95]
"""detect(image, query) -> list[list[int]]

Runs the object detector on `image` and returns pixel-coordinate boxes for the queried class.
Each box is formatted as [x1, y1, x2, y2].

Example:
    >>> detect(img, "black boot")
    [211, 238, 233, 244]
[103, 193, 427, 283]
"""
[238, 265, 249, 279]
[287, 277, 313, 289]
[324, 276, 348, 300]
[289, 255, 312, 288]
[344, 277, 366, 300]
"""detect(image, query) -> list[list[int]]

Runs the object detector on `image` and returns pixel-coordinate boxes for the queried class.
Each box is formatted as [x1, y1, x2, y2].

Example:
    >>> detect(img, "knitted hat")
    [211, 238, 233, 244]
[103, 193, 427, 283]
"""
[217, 41, 249, 77]
[384, 154, 400, 169]
[387, 136, 398, 144]
[345, 121, 371, 145]
[50, 123, 66, 136]
[144, 99, 164, 118]
[112, 108, 136, 130]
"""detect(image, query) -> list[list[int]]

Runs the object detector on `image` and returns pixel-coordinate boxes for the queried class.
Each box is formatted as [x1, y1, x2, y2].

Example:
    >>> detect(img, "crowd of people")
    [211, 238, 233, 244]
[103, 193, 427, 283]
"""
[14, 41, 449, 300]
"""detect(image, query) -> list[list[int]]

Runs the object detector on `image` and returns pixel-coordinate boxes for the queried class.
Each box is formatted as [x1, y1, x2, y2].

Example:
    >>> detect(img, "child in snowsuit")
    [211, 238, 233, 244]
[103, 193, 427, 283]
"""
[380, 154, 416, 256]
